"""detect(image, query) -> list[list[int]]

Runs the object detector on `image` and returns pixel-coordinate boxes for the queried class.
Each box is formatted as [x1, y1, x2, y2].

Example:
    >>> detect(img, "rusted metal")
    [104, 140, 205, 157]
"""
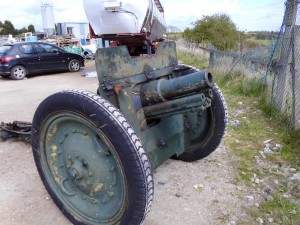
[95, 41, 178, 83]
[0, 121, 31, 142]
[143, 93, 212, 119]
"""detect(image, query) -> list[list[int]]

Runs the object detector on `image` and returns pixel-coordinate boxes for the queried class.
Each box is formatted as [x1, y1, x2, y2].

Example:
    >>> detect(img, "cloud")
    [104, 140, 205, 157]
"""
[0, 0, 87, 30]
[0, 0, 285, 32]
[160, 0, 284, 31]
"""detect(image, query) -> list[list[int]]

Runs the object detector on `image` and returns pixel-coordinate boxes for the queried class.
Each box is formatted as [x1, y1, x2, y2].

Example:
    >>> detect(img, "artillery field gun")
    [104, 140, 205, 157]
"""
[1, 1, 227, 225]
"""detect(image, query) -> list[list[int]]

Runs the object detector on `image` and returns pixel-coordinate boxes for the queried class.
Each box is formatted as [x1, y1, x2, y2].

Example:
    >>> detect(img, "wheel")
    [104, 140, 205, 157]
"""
[68, 59, 81, 72]
[175, 85, 228, 162]
[32, 90, 154, 225]
[10, 65, 27, 80]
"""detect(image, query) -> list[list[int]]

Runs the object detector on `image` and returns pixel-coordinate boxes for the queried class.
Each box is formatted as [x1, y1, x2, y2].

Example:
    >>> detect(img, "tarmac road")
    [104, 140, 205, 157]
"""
[0, 66, 244, 225]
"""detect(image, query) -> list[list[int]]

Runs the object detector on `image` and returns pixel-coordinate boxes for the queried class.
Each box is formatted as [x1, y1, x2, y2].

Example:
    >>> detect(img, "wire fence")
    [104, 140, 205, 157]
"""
[177, 0, 300, 130]
[268, 0, 299, 129]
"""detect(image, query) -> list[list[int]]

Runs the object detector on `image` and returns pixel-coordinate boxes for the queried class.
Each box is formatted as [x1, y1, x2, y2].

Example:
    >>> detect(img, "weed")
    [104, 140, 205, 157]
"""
[251, 194, 300, 225]
[177, 51, 209, 69]
[178, 51, 300, 224]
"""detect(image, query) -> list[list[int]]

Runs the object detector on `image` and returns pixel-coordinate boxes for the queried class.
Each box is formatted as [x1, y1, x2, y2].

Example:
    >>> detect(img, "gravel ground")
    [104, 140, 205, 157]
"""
[0, 67, 244, 225]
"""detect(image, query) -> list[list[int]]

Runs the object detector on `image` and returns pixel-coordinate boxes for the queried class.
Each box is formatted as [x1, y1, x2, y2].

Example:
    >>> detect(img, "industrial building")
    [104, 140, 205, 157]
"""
[56, 22, 89, 39]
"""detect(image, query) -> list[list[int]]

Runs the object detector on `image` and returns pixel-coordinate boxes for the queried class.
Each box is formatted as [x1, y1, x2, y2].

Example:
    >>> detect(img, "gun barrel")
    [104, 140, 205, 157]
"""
[141, 71, 213, 106]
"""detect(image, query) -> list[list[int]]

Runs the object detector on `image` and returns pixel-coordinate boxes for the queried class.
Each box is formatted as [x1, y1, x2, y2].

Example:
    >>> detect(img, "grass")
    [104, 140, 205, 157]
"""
[244, 38, 272, 49]
[251, 194, 300, 225]
[212, 70, 300, 171]
[178, 50, 300, 224]
[177, 51, 209, 69]
[216, 71, 300, 224]
[167, 32, 183, 41]
[259, 98, 300, 169]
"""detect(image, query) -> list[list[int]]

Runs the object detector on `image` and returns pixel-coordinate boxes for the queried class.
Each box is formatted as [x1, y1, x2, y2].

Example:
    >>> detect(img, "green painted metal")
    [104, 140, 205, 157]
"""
[143, 93, 210, 119]
[40, 112, 127, 224]
[140, 71, 213, 106]
[95, 41, 178, 84]
[95, 41, 213, 168]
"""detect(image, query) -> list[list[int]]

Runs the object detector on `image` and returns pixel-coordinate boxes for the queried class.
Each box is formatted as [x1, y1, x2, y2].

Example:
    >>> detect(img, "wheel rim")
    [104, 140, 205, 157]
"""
[40, 112, 127, 224]
[13, 67, 25, 79]
[184, 107, 214, 150]
[70, 61, 80, 71]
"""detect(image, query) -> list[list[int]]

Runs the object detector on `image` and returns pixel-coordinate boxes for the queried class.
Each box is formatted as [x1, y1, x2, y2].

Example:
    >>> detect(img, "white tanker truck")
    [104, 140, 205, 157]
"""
[84, 0, 167, 54]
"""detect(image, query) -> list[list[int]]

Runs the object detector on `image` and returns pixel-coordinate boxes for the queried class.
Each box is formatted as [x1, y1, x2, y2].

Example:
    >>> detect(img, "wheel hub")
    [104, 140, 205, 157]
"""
[14, 67, 25, 78]
[71, 62, 79, 70]
[41, 114, 126, 224]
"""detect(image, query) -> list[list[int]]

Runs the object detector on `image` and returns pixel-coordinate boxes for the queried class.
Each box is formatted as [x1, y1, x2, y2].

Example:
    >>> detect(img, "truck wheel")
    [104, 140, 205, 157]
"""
[176, 85, 228, 162]
[10, 65, 27, 80]
[68, 59, 81, 72]
[32, 90, 154, 225]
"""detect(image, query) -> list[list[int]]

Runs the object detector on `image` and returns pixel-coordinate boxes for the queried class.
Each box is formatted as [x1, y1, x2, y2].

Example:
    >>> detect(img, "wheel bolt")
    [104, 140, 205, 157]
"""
[71, 168, 81, 180]
[82, 160, 88, 167]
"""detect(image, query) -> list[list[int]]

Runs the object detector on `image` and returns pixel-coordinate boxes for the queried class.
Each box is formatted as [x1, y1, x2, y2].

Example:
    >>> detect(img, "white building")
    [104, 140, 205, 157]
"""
[56, 22, 90, 40]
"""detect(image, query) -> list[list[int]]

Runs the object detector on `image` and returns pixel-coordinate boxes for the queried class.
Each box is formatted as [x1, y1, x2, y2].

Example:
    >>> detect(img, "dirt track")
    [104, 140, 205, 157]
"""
[0, 67, 245, 225]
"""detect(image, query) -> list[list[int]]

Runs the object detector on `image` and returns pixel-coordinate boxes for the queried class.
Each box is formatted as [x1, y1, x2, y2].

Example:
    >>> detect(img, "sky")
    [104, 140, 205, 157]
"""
[0, 0, 285, 32]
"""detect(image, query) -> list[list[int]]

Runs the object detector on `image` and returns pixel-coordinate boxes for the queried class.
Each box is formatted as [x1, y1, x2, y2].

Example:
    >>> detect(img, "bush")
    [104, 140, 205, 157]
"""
[183, 14, 239, 51]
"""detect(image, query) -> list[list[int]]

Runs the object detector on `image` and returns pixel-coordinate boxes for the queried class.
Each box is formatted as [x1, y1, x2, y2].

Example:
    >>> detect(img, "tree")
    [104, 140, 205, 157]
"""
[183, 14, 239, 51]
[0, 21, 3, 33]
[183, 28, 193, 42]
[27, 24, 35, 33]
[18, 27, 28, 34]
[0, 20, 16, 35]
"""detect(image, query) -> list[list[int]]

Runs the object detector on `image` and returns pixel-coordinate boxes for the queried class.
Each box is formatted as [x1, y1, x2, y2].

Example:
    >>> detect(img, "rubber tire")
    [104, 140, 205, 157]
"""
[10, 65, 27, 80]
[31, 90, 154, 225]
[175, 85, 228, 162]
[68, 59, 81, 72]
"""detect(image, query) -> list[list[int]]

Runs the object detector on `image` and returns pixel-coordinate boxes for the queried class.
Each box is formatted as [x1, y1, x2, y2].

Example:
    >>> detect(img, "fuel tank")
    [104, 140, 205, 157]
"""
[83, 0, 167, 42]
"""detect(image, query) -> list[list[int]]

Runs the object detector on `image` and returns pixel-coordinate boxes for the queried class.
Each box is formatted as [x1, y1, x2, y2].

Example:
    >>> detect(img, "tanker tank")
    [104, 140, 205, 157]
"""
[83, 0, 167, 43]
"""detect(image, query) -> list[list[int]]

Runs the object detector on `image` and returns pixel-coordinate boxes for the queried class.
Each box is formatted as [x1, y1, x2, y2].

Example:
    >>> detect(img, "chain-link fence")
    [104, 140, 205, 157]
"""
[177, 0, 300, 130]
[268, 0, 300, 129]
[294, 26, 300, 130]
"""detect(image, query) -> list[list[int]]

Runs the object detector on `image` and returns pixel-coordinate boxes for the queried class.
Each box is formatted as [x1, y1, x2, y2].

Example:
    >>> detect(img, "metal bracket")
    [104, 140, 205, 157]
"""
[0, 121, 32, 143]
[102, 80, 115, 91]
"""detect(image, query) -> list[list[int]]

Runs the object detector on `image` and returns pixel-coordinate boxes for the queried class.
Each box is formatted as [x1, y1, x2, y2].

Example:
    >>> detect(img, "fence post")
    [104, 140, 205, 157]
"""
[293, 26, 300, 130]
[209, 51, 215, 69]
[273, 0, 298, 111]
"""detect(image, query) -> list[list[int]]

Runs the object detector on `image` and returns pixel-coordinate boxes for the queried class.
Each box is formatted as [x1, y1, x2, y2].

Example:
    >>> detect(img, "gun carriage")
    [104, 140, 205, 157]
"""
[1, 1, 227, 225]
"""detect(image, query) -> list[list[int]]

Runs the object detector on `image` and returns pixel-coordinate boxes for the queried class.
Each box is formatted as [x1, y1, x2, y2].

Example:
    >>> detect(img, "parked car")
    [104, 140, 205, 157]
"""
[0, 42, 85, 80]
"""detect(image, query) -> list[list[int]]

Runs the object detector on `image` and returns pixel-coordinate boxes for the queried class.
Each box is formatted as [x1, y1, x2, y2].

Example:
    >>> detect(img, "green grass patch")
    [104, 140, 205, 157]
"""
[251, 194, 300, 225]
[258, 98, 300, 169]
[213, 70, 300, 170]
[214, 72, 266, 97]
[177, 51, 209, 69]
[243, 37, 272, 50]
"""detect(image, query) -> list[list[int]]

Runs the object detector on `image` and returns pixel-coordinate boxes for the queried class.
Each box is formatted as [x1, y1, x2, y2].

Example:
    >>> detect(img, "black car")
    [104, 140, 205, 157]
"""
[0, 42, 85, 80]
